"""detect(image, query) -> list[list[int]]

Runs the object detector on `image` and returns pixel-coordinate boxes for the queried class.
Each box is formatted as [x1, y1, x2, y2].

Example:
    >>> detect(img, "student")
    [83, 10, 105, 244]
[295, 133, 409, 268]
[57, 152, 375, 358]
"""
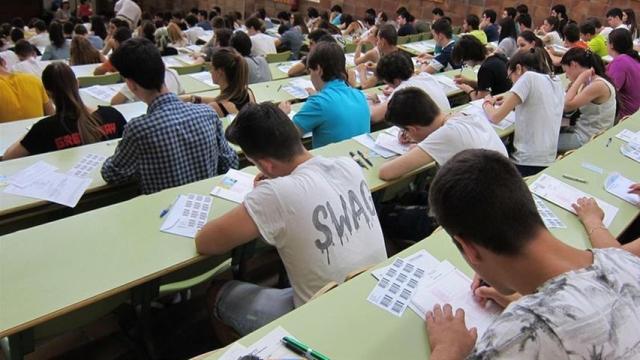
[281, 41, 369, 148]
[93, 26, 131, 75]
[370, 51, 450, 123]
[340, 14, 363, 37]
[306, 7, 321, 31]
[195, 27, 232, 63]
[330, 5, 343, 26]
[114, 0, 141, 30]
[623, 8, 638, 39]
[196, 102, 387, 337]
[63, 22, 74, 40]
[580, 21, 608, 57]
[197, 10, 212, 30]
[184, 48, 255, 118]
[230, 31, 272, 84]
[432, 7, 444, 22]
[101, 38, 238, 194]
[90, 16, 107, 41]
[69, 35, 105, 65]
[245, 17, 276, 57]
[77, 0, 92, 18]
[74, 24, 103, 50]
[547, 23, 588, 66]
[12, 40, 45, 76]
[28, 20, 49, 47]
[420, 18, 461, 73]
[483, 48, 562, 176]
[275, 17, 304, 60]
[557, 48, 616, 151]
[184, 14, 205, 44]
[503, 7, 516, 19]
[452, 35, 511, 100]
[551, 4, 570, 36]
[101, 18, 128, 55]
[463, 14, 487, 45]
[0, 55, 53, 122]
[516, 13, 532, 32]
[494, 17, 518, 58]
[607, 28, 640, 118]
[481, 9, 499, 43]
[110, 66, 183, 105]
[356, 24, 398, 89]
[167, 22, 188, 48]
[3, 63, 125, 159]
[41, 22, 70, 60]
[396, 10, 417, 36]
[606, 8, 628, 31]
[55, 0, 72, 22]
[516, 30, 544, 52]
[287, 29, 332, 77]
[424, 149, 640, 360]
[378, 88, 507, 180]
[353, 26, 379, 66]
[537, 16, 563, 46]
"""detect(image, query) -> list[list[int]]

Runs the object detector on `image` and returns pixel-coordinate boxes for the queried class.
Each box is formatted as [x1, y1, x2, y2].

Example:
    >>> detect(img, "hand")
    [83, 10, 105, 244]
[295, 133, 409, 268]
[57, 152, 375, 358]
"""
[278, 101, 292, 115]
[572, 197, 605, 228]
[382, 85, 393, 96]
[367, 93, 380, 103]
[575, 68, 596, 85]
[456, 83, 473, 94]
[629, 183, 640, 196]
[253, 172, 268, 187]
[365, 61, 376, 70]
[471, 274, 520, 308]
[425, 304, 477, 360]
[453, 74, 465, 84]
[398, 129, 414, 145]
[305, 87, 317, 96]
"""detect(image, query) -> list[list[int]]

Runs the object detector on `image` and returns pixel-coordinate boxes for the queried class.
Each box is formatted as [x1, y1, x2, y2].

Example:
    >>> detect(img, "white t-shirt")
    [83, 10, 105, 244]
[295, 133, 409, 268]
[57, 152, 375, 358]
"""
[114, 0, 141, 27]
[184, 26, 205, 45]
[119, 68, 184, 101]
[391, 72, 451, 112]
[28, 32, 51, 47]
[0, 51, 19, 70]
[250, 32, 277, 57]
[244, 156, 388, 307]
[545, 31, 563, 46]
[12, 58, 46, 77]
[417, 113, 508, 165]
[510, 71, 563, 166]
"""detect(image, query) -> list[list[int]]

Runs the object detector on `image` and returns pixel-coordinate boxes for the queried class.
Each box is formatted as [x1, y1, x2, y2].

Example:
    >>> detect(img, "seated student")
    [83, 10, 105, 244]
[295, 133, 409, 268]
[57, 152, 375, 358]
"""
[370, 52, 450, 123]
[93, 27, 131, 75]
[197, 10, 212, 30]
[580, 21, 608, 57]
[607, 28, 640, 118]
[547, 23, 588, 66]
[280, 41, 370, 148]
[195, 26, 231, 63]
[424, 149, 640, 360]
[330, 5, 343, 26]
[516, 13, 532, 32]
[69, 35, 106, 65]
[516, 30, 544, 52]
[3, 63, 126, 160]
[537, 16, 563, 46]
[28, 20, 50, 47]
[287, 29, 333, 77]
[396, 10, 417, 37]
[110, 67, 183, 105]
[502, 7, 516, 19]
[463, 14, 487, 45]
[101, 38, 238, 194]
[482, 48, 561, 176]
[558, 48, 616, 152]
[63, 22, 74, 40]
[378, 88, 507, 181]
[12, 40, 45, 77]
[197, 102, 387, 338]
[167, 22, 188, 48]
[101, 18, 129, 55]
[230, 31, 272, 84]
[245, 17, 276, 57]
[353, 26, 379, 66]
[184, 48, 255, 117]
[420, 18, 461, 74]
[624, 8, 638, 39]
[495, 17, 518, 58]
[432, 7, 444, 22]
[452, 36, 511, 100]
[0, 55, 53, 123]
[184, 14, 205, 44]
[607, 8, 629, 31]
[74, 23, 103, 50]
[275, 15, 304, 60]
[480, 9, 499, 43]
[41, 22, 70, 60]
[356, 24, 398, 89]
[340, 14, 363, 37]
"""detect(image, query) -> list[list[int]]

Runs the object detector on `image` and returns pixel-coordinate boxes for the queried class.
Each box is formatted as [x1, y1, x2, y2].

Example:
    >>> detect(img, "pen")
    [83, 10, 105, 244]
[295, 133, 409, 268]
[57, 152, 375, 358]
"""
[159, 202, 175, 218]
[277, 84, 282, 91]
[562, 174, 587, 184]
[281, 336, 331, 360]
[349, 151, 368, 170]
[606, 137, 612, 147]
[357, 150, 373, 167]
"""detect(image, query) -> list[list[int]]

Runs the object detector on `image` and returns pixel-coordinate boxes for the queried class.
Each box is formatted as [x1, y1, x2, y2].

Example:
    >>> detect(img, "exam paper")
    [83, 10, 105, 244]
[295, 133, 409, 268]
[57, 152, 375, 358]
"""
[67, 153, 106, 178]
[8, 161, 57, 188]
[354, 70, 375, 85]
[160, 193, 212, 238]
[225, 327, 300, 359]
[282, 78, 314, 99]
[605, 173, 640, 206]
[433, 75, 458, 93]
[530, 174, 619, 227]
[352, 133, 397, 158]
[81, 85, 121, 103]
[189, 71, 215, 87]
[375, 132, 411, 155]
[367, 257, 426, 317]
[533, 196, 566, 229]
[371, 250, 440, 280]
[163, 56, 187, 67]
[404, 41, 434, 53]
[621, 143, 640, 163]
[210, 169, 254, 203]
[4, 172, 91, 207]
[615, 129, 640, 144]
[276, 61, 297, 74]
[465, 100, 516, 130]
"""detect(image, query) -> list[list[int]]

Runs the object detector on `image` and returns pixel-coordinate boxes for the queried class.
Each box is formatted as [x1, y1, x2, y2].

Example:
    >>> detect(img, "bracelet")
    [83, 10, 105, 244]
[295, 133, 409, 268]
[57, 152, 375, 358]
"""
[193, 95, 202, 104]
[587, 225, 607, 236]
[467, 89, 475, 96]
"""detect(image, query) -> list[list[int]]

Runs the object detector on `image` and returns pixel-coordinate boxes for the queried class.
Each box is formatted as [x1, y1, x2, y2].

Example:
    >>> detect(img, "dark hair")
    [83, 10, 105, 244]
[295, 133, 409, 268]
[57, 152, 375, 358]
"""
[256, 8, 266, 19]
[34, 19, 47, 32]
[579, 21, 596, 35]
[12, 17, 25, 29]
[466, 14, 480, 30]
[278, 23, 291, 35]
[376, 51, 414, 83]
[385, 87, 441, 127]
[624, 9, 637, 36]
[518, 30, 543, 47]
[110, 17, 129, 29]
[483, 9, 497, 23]
[211, 16, 226, 29]
[560, 47, 610, 83]
[209, 11, 218, 20]
[508, 47, 554, 75]
[365, 8, 376, 17]
[499, 17, 517, 42]
[90, 16, 107, 39]
[378, 12, 388, 22]
[563, 23, 580, 43]
[432, 7, 444, 16]
[226, 103, 304, 161]
[230, 31, 252, 56]
[429, 149, 544, 255]
[609, 28, 640, 62]
[211, 48, 250, 104]
[63, 21, 74, 35]
[308, 28, 331, 43]
[341, 14, 354, 26]
[292, 13, 309, 34]
[377, 24, 397, 45]
[172, 11, 184, 20]
[140, 21, 156, 42]
[544, 16, 559, 32]
[10, 28, 24, 43]
[223, 14, 235, 29]
[245, 17, 263, 32]
[307, 41, 347, 82]
[516, 4, 528, 14]
[14, 39, 35, 58]
[504, 7, 516, 18]
[551, 4, 567, 19]
[317, 19, 341, 35]
[214, 28, 232, 46]
[397, 9, 414, 22]
[198, 10, 208, 18]
[585, 16, 602, 29]
[213, 6, 221, 14]
[452, 35, 487, 63]
[308, 7, 320, 18]
[431, 18, 453, 38]
[516, 13, 532, 28]
[330, 5, 342, 13]
[110, 37, 165, 91]
[606, 8, 623, 19]
[113, 26, 132, 44]
[49, 21, 65, 48]
[364, 14, 376, 26]
[185, 14, 198, 27]
[73, 24, 88, 35]
[277, 11, 290, 21]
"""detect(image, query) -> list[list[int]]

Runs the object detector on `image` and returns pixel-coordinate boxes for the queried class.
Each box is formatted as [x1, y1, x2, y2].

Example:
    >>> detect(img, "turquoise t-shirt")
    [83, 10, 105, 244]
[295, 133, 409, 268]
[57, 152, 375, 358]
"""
[293, 79, 370, 148]
[331, 13, 342, 26]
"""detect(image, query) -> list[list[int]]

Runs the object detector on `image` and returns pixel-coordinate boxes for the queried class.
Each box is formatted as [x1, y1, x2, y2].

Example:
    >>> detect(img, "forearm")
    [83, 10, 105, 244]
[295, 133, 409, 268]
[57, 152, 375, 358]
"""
[563, 82, 582, 112]
[585, 222, 621, 248]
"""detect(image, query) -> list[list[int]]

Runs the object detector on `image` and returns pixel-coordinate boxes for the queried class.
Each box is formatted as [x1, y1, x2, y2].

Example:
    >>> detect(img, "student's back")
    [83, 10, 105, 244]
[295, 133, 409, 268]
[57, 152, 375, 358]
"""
[0, 71, 49, 122]
[244, 55, 272, 84]
[392, 72, 451, 112]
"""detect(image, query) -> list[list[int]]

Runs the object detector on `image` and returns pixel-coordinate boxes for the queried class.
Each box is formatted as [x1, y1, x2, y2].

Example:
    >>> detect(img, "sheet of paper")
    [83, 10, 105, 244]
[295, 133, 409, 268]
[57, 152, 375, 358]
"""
[375, 132, 411, 155]
[404, 41, 434, 53]
[217, 343, 249, 360]
[160, 193, 213, 238]
[367, 257, 426, 317]
[344, 53, 356, 67]
[352, 134, 397, 159]
[8, 161, 57, 188]
[385, 126, 401, 137]
[210, 169, 254, 203]
[372, 250, 440, 280]
[189, 71, 215, 87]
[533, 196, 566, 229]
[71, 63, 98, 77]
[621, 143, 640, 163]
[605, 172, 640, 206]
[463, 100, 516, 130]
[163, 56, 187, 67]
[433, 75, 458, 93]
[354, 70, 375, 85]
[530, 174, 618, 227]
[81, 85, 121, 103]
[615, 129, 640, 143]
[66, 153, 106, 178]
[242, 326, 300, 359]
[4, 172, 91, 207]
[175, 54, 197, 65]
[276, 61, 297, 74]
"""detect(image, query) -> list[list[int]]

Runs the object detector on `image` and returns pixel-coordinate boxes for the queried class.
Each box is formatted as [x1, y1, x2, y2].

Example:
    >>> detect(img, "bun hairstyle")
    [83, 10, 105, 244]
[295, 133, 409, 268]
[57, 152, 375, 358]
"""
[508, 47, 554, 76]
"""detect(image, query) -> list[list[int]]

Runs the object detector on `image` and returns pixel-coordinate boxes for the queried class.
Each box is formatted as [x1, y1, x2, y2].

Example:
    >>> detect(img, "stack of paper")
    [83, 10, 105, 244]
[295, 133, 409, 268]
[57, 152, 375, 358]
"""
[163, 57, 187, 67]
[375, 132, 412, 155]
[533, 196, 566, 229]
[81, 85, 121, 103]
[367, 257, 427, 316]
[463, 100, 516, 130]
[189, 71, 215, 87]
[66, 153, 107, 178]
[404, 41, 434, 53]
[345, 53, 356, 67]
[175, 54, 197, 65]
[352, 133, 397, 158]
[621, 143, 640, 163]
[210, 169, 254, 203]
[282, 78, 314, 99]
[433, 75, 459, 93]
[160, 193, 212, 238]
[616, 129, 640, 144]
[218, 327, 301, 360]
[605, 172, 640, 206]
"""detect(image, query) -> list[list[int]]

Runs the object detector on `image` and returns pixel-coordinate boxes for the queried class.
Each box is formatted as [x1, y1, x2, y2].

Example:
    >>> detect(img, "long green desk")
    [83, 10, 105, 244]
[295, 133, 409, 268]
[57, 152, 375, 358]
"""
[203, 111, 640, 359]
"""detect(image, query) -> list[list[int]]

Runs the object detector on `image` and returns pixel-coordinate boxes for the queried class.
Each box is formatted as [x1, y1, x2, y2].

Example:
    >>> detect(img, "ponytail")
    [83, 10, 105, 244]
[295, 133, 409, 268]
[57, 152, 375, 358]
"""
[211, 48, 250, 106]
[560, 47, 610, 81]
[508, 47, 554, 76]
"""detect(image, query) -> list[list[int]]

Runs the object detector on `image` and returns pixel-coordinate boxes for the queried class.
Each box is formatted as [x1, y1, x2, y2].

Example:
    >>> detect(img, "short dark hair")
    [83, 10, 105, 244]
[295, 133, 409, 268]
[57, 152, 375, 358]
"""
[110, 37, 165, 91]
[12, 17, 25, 29]
[432, 7, 444, 16]
[10, 28, 24, 43]
[330, 5, 342, 13]
[431, 18, 453, 38]
[376, 51, 414, 83]
[73, 24, 88, 35]
[365, 8, 376, 17]
[518, 30, 544, 47]
[585, 16, 602, 29]
[504, 7, 516, 18]
[516, 13, 532, 28]
[307, 7, 319, 18]
[211, 16, 225, 29]
[606, 8, 623, 19]
[466, 14, 480, 30]
[483, 9, 497, 23]
[245, 17, 263, 32]
[544, 16, 559, 32]
[230, 31, 252, 57]
[110, 17, 129, 29]
[63, 21, 74, 35]
[551, 4, 567, 16]
[14, 39, 35, 58]
[516, 4, 528, 14]
[377, 24, 397, 45]
[215, 28, 232, 46]
[257, 8, 266, 19]
[308, 28, 331, 43]
[226, 103, 304, 161]
[609, 28, 640, 62]
[563, 23, 580, 43]
[113, 26, 132, 43]
[49, 21, 65, 48]
[307, 41, 347, 82]
[579, 21, 596, 35]
[429, 149, 544, 255]
[34, 19, 46, 32]
[385, 87, 441, 127]
[198, 10, 208, 17]
[452, 35, 487, 63]
[499, 17, 517, 41]
[185, 14, 198, 27]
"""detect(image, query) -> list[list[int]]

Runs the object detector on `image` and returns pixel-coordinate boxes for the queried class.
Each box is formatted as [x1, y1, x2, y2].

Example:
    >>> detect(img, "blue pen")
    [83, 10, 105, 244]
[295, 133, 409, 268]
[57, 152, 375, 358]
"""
[159, 202, 174, 218]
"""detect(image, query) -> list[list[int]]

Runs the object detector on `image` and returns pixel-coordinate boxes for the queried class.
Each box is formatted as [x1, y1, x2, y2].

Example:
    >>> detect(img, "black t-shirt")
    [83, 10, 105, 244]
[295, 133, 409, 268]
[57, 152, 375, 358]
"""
[477, 54, 512, 95]
[398, 23, 417, 36]
[21, 106, 126, 155]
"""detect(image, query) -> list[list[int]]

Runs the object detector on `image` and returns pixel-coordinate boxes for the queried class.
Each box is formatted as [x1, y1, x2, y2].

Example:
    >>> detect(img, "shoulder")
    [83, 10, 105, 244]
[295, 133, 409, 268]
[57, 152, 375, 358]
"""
[95, 105, 125, 120]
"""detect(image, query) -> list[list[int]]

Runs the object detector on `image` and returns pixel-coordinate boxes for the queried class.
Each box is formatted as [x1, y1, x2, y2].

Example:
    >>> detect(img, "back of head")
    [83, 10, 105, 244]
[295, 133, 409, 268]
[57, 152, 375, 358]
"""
[63, 21, 74, 35]
[560, 47, 608, 79]
[376, 51, 414, 83]
[516, 4, 528, 14]
[609, 28, 640, 61]
[341, 14, 354, 26]
[516, 13, 532, 28]
[431, 18, 452, 38]
[141, 20, 156, 42]
[215, 28, 233, 46]
[430, 149, 544, 255]
[226, 102, 303, 161]
[12, 17, 25, 29]
[308, 28, 331, 43]
[508, 47, 554, 75]
[377, 24, 397, 46]
[385, 87, 441, 127]
[110, 37, 165, 91]
[14, 39, 35, 58]
[257, 8, 266, 19]
[579, 21, 596, 35]
[74, 24, 88, 36]
[563, 23, 580, 42]
[113, 26, 132, 44]
[452, 35, 487, 63]
[91, 16, 107, 39]
[49, 21, 65, 47]
[307, 7, 319, 19]
[307, 41, 347, 82]
[230, 31, 252, 57]
[504, 7, 516, 18]
[211, 48, 249, 102]
[365, 8, 376, 17]
[466, 14, 480, 30]
[585, 16, 602, 29]
[432, 7, 444, 17]
[499, 17, 517, 40]
[483, 9, 497, 23]
[185, 14, 198, 27]
[211, 16, 226, 29]
[364, 14, 376, 27]
[330, 5, 342, 13]
[10, 28, 24, 43]
[70, 35, 100, 64]
[245, 17, 263, 32]
[34, 19, 47, 33]
[166, 22, 183, 42]
[552, 4, 567, 18]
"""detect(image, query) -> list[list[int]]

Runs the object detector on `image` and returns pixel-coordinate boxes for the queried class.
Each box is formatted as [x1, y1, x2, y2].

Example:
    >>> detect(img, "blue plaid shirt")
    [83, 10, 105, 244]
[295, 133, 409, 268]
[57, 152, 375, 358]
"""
[101, 93, 239, 194]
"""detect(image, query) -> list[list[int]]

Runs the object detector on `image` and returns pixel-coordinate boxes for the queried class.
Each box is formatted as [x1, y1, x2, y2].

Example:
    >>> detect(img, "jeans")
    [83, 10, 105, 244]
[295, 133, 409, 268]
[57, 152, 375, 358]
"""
[558, 132, 584, 152]
[515, 164, 547, 177]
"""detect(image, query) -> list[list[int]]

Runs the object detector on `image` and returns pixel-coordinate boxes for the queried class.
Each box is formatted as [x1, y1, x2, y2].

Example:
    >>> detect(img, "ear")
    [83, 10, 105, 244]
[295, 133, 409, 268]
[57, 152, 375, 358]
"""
[453, 235, 483, 265]
[124, 78, 138, 92]
[255, 158, 274, 175]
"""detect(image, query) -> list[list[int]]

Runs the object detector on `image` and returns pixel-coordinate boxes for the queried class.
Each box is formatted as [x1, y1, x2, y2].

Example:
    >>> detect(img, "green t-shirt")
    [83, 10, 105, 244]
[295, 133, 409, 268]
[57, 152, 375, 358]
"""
[588, 34, 608, 58]
[470, 29, 488, 45]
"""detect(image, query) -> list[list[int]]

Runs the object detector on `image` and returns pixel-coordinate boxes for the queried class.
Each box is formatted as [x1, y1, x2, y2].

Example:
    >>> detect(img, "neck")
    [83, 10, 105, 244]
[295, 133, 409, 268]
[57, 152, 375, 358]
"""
[277, 150, 314, 176]
[439, 37, 451, 46]
[248, 29, 257, 35]
[139, 86, 169, 105]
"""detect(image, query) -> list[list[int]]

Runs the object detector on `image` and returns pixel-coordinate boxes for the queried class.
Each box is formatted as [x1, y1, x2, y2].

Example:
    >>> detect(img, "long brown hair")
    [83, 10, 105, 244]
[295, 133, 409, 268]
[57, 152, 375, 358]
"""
[166, 22, 186, 44]
[211, 48, 250, 106]
[69, 35, 101, 65]
[42, 62, 104, 144]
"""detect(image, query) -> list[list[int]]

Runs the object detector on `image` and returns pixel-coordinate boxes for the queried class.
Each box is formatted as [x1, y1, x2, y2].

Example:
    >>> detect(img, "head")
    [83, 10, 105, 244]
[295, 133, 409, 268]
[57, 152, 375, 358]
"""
[376, 51, 414, 87]
[330, 5, 342, 14]
[10, 28, 24, 43]
[551, 4, 567, 20]
[245, 17, 263, 33]
[110, 37, 165, 95]
[623, 9, 636, 29]
[90, 16, 107, 39]
[341, 14, 355, 27]
[73, 24, 88, 36]
[112, 26, 132, 49]
[277, 11, 290, 23]
[63, 21, 74, 37]
[226, 103, 306, 177]
[499, 17, 517, 42]
[562, 23, 581, 46]
[14, 39, 35, 60]
[34, 19, 47, 34]
[49, 21, 65, 48]
[308, 28, 331, 49]
[608, 28, 640, 61]
[579, 21, 596, 41]
[307, 7, 319, 19]
[507, 47, 554, 83]
[385, 87, 443, 143]
[211, 16, 226, 30]
[585, 16, 603, 31]
[61, 0, 70, 10]
[482, 9, 497, 24]
[363, 14, 376, 27]
[210, 48, 249, 103]
[185, 14, 198, 28]
[429, 149, 546, 293]
[213, 6, 222, 15]
[464, 14, 480, 31]
[256, 8, 267, 20]
[432, 7, 444, 21]
[606, 8, 624, 28]
[12, 17, 25, 29]
[396, 10, 412, 26]
[516, 13, 532, 31]
[140, 20, 156, 42]
[108, 18, 129, 35]
[365, 8, 376, 18]
[230, 31, 252, 57]
[516, 4, 528, 15]
[431, 18, 453, 45]
[452, 35, 487, 66]
[166, 22, 184, 43]
[214, 28, 232, 47]
[543, 16, 559, 33]
[70, 35, 101, 65]
[560, 47, 608, 82]
[517, 30, 543, 52]
[376, 24, 397, 52]
[306, 41, 347, 90]
[503, 7, 516, 19]
[198, 10, 207, 22]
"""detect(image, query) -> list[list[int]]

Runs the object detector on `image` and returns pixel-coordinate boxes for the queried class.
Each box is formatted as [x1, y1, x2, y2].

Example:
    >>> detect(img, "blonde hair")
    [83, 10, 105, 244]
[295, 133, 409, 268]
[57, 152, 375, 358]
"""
[69, 35, 101, 65]
[166, 22, 186, 44]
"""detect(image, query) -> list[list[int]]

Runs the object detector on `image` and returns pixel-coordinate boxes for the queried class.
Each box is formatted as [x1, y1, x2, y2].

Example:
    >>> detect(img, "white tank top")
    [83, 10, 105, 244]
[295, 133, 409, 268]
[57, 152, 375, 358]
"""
[575, 77, 617, 144]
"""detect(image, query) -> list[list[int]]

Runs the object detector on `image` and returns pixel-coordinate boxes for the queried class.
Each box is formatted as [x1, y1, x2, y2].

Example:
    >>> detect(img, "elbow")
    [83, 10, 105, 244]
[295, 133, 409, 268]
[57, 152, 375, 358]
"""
[378, 165, 398, 181]
[195, 232, 223, 255]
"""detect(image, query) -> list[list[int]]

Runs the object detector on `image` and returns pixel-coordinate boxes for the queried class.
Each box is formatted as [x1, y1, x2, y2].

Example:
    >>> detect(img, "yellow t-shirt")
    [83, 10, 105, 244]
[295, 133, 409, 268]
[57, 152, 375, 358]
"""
[470, 30, 488, 45]
[588, 34, 608, 58]
[0, 72, 49, 123]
